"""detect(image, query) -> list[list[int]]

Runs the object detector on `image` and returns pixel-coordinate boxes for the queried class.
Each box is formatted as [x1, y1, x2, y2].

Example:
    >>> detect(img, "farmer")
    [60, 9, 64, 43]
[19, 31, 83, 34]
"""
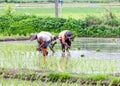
[30, 32, 57, 64]
[59, 0, 63, 6]
[58, 30, 74, 52]
[39, 31, 58, 53]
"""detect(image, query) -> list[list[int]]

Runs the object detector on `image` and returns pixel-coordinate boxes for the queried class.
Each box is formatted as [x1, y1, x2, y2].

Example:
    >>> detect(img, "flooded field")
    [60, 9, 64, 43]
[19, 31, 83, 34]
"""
[0, 38, 120, 74]
[71, 38, 120, 59]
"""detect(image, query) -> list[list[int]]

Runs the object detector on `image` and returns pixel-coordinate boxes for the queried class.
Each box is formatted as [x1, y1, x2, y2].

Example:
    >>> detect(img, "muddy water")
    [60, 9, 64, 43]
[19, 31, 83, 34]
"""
[51, 38, 120, 73]
[52, 50, 120, 59]
[0, 38, 120, 73]
[50, 38, 120, 59]
[1, 37, 120, 59]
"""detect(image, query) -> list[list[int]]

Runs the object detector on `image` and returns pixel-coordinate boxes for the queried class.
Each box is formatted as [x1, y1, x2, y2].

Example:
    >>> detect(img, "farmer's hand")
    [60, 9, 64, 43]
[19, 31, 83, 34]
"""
[67, 45, 70, 48]
[36, 48, 40, 51]
[53, 50, 55, 53]
[65, 43, 70, 48]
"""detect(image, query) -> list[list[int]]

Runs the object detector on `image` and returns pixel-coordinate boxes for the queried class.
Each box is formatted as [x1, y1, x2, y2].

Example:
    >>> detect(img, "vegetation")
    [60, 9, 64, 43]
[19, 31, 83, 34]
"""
[0, 67, 120, 85]
[0, 3, 120, 38]
[0, 14, 120, 37]
[0, 39, 120, 73]
[1, 0, 120, 3]
[0, 37, 120, 85]
[1, 3, 120, 18]
[0, 2, 120, 85]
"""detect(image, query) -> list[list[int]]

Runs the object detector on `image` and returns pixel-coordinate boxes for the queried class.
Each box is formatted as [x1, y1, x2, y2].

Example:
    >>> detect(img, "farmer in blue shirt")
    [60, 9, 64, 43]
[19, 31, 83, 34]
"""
[59, 0, 63, 6]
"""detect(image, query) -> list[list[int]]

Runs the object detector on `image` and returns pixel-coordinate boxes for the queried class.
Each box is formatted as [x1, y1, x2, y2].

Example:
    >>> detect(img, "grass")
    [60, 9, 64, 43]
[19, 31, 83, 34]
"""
[0, 68, 120, 85]
[0, 3, 120, 19]
[0, 78, 81, 86]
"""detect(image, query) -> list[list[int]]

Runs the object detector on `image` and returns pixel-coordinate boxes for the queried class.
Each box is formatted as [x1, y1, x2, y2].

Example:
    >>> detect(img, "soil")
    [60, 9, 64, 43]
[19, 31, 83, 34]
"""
[0, 37, 29, 42]
[0, 68, 120, 86]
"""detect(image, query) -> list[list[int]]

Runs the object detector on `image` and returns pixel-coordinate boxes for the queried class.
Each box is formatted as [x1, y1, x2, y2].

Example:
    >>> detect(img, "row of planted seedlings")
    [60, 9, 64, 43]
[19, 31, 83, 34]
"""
[0, 41, 61, 70]
[0, 78, 81, 86]
[0, 68, 120, 85]
[0, 40, 120, 73]
[0, 41, 120, 85]
[1, 40, 120, 72]
[1, 41, 120, 73]
[0, 79, 119, 86]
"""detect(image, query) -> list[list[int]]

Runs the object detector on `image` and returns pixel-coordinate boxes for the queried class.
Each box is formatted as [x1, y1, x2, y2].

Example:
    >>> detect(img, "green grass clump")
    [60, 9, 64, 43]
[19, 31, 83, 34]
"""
[96, 48, 100, 52]
[80, 54, 85, 57]
[88, 74, 108, 81]
[47, 72, 71, 82]
[77, 47, 81, 50]
[109, 76, 120, 84]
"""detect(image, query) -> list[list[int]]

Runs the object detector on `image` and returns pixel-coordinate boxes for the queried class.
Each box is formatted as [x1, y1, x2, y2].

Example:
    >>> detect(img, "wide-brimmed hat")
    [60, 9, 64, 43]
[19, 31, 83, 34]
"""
[65, 31, 73, 38]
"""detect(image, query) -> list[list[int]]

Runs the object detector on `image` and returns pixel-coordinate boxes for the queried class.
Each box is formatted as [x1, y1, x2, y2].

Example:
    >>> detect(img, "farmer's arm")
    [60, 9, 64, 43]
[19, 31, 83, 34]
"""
[37, 37, 44, 50]
[49, 44, 55, 53]
[61, 36, 70, 48]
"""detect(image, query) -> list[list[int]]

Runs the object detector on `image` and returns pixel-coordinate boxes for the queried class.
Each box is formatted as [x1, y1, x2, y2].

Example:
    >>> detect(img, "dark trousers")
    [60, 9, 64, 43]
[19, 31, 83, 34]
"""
[60, 39, 71, 52]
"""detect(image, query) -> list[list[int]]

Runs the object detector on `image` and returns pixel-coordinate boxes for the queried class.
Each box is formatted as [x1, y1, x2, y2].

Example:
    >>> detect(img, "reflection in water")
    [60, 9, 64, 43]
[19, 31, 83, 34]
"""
[1, 38, 120, 74]
[73, 38, 119, 51]
[58, 52, 71, 72]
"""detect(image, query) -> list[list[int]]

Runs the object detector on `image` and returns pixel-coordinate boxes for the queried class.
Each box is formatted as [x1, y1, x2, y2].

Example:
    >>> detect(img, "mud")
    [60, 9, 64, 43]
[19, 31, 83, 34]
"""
[0, 37, 29, 42]
[0, 68, 120, 86]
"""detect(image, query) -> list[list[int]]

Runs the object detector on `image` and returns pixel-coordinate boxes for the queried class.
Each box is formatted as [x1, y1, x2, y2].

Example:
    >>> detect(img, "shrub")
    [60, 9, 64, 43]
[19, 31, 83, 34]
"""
[86, 25, 112, 37]
[84, 15, 102, 27]
[0, 14, 119, 37]
[104, 18, 120, 27]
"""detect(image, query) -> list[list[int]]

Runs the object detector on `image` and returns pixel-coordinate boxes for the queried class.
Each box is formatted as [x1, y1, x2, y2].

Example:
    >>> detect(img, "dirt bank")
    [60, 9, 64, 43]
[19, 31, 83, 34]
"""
[0, 37, 29, 42]
[0, 68, 120, 86]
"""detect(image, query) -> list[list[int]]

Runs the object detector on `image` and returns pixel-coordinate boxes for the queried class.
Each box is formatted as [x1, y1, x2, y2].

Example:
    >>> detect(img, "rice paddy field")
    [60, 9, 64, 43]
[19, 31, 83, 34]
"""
[0, 2, 120, 85]
[0, 38, 120, 73]
[0, 2, 120, 19]
[0, 38, 120, 85]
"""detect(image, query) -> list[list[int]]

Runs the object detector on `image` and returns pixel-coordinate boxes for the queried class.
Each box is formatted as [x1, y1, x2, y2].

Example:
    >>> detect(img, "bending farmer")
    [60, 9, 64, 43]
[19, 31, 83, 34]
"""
[30, 32, 57, 64]
[58, 30, 73, 52]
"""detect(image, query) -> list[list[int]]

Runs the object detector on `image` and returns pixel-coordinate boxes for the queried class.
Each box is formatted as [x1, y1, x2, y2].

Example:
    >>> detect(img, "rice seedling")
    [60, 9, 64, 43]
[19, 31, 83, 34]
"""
[0, 38, 120, 85]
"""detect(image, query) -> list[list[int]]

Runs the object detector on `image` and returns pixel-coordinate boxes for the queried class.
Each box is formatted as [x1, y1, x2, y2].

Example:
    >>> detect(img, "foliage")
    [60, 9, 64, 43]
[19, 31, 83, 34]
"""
[0, 10, 120, 37]
[0, 0, 120, 3]
[48, 72, 71, 82]
[88, 74, 108, 81]
[84, 15, 102, 27]
[3, 4, 14, 16]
